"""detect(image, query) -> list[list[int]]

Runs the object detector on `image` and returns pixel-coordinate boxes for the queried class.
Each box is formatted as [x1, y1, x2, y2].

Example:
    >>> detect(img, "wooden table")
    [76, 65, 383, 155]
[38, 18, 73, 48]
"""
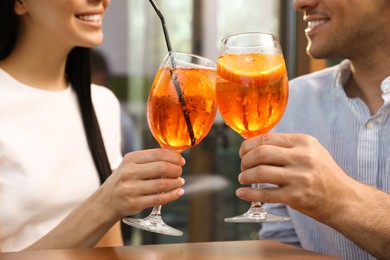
[0, 240, 340, 260]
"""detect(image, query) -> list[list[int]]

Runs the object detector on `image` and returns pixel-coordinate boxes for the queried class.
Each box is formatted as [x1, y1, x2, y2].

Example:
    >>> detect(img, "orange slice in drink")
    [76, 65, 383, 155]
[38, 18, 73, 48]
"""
[217, 53, 286, 86]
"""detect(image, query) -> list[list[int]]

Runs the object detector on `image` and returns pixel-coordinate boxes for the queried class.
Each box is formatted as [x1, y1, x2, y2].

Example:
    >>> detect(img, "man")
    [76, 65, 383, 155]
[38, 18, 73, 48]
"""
[235, 0, 390, 259]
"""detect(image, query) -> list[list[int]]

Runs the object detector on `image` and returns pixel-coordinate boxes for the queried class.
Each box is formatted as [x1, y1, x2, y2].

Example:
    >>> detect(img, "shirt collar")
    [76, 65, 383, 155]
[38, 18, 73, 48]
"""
[381, 76, 390, 103]
[334, 59, 390, 104]
[334, 59, 352, 90]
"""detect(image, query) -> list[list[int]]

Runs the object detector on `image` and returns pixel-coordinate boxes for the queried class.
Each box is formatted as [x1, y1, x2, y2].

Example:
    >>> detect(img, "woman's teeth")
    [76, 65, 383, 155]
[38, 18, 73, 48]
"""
[77, 14, 101, 22]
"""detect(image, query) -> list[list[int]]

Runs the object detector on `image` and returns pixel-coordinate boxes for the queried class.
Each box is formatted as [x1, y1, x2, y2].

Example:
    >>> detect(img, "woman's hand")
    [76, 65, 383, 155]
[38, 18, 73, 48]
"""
[25, 149, 185, 250]
[97, 148, 186, 220]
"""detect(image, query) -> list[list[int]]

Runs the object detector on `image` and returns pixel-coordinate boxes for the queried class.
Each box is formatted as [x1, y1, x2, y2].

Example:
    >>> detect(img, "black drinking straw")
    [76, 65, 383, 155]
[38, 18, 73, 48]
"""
[148, 0, 172, 52]
[147, 0, 196, 146]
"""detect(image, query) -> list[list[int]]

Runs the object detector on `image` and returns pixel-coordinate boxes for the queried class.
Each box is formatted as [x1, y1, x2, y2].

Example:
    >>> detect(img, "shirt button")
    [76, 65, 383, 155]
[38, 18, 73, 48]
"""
[366, 121, 375, 129]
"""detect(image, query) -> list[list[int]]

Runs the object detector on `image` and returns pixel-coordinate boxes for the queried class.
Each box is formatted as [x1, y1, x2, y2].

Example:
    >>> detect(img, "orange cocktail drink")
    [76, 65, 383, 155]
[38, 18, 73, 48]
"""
[148, 67, 217, 152]
[216, 53, 288, 139]
[124, 51, 217, 236]
[216, 32, 290, 223]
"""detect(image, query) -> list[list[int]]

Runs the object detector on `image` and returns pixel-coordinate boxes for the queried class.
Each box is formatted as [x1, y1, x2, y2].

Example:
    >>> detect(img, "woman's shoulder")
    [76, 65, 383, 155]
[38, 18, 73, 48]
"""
[90, 84, 121, 116]
[91, 84, 119, 102]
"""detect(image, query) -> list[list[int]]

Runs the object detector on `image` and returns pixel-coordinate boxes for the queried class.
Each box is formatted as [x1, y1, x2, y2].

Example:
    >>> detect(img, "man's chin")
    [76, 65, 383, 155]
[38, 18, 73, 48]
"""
[306, 45, 328, 60]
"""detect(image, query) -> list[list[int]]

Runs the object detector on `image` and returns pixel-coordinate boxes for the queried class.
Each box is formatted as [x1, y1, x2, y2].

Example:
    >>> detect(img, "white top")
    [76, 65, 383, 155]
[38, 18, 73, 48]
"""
[0, 68, 123, 252]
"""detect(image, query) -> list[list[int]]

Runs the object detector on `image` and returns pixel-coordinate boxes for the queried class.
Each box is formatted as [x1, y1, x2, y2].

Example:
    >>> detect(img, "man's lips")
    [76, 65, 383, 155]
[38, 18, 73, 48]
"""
[303, 12, 330, 34]
[305, 19, 328, 33]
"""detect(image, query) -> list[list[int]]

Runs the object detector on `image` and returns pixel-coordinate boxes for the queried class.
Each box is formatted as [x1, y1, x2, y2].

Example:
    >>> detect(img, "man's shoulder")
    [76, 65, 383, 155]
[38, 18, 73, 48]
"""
[288, 63, 342, 96]
[291, 64, 339, 86]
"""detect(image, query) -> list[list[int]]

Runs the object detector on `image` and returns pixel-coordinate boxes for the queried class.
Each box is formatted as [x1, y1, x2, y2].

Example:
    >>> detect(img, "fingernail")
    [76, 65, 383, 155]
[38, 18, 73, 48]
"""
[181, 157, 186, 166]
[238, 173, 243, 184]
[177, 188, 185, 196]
[180, 177, 185, 185]
[236, 189, 243, 197]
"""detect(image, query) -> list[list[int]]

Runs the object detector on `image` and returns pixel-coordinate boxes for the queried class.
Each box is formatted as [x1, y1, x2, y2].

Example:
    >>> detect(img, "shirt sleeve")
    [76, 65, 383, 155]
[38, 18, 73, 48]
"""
[259, 203, 301, 247]
[120, 104, 136, 154]
[91, 84, 124, 170]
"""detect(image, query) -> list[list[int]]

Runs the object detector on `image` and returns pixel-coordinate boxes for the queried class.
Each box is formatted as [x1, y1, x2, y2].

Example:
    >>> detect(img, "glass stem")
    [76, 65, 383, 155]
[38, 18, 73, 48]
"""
[251, 183, 263, 208]
[150, 205, 162, 218]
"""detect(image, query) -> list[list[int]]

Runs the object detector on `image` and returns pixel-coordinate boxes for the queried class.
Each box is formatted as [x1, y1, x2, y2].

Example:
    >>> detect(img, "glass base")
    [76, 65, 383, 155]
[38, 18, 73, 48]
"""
[122, 214, 183, 236]
[225, 204, 290, 223]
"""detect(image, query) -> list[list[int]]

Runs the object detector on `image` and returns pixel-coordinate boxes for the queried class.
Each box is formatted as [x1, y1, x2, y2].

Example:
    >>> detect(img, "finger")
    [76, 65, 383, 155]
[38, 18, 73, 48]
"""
[123, 148, 185, 166]
[239, 133, 297, 158]
[131, 177, 186, 195]
[240, 144, 289, 171]
[133, 188, 186, 210]
[121, 160, 184, 180]
[238, 165, 287, 186]
[236, 186, 285, 204]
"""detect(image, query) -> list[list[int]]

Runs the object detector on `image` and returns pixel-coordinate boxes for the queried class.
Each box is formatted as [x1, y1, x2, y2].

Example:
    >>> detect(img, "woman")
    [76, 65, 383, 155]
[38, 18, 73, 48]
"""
[0, 0, 185, 252]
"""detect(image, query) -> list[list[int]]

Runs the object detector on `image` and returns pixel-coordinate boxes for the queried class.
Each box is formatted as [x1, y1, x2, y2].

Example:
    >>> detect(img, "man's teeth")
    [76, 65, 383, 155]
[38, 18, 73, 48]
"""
[77, 14, 101, 22]
[308, 20, 326, 29]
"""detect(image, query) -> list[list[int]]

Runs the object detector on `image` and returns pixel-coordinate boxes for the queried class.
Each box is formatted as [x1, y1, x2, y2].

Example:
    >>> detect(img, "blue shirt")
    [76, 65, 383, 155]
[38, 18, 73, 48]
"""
[260, 60, 390, 260]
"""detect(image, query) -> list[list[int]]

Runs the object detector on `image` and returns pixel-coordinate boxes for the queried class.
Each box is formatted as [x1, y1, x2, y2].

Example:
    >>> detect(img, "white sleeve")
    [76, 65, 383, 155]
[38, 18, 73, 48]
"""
[91, 84, 123, 170]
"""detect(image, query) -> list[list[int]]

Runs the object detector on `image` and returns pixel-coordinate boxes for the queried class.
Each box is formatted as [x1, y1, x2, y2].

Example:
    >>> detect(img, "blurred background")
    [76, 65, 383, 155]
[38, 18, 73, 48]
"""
[91, 0, 333, 246]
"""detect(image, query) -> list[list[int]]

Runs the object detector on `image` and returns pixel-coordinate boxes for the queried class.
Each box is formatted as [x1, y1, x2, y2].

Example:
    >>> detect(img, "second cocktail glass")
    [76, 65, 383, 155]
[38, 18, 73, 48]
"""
[216, 32, 290, 223]
[123, 51, 217, 235]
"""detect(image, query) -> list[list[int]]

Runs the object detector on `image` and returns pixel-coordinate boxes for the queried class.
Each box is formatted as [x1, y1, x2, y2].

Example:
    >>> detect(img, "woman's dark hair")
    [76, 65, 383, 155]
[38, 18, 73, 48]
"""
[66, 48, 112, 183]
[0, 1, 17, 60]
[0, 0, 112, 183]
